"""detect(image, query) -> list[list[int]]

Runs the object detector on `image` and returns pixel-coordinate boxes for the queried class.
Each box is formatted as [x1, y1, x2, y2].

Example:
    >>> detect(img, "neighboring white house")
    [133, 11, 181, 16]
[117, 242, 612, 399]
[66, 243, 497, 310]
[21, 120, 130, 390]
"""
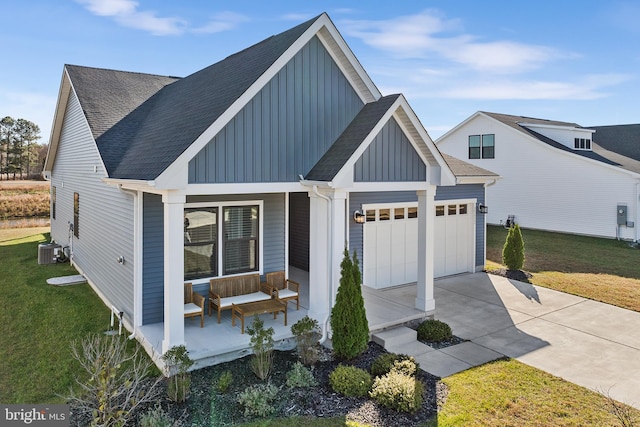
[436, 112, 640, 241]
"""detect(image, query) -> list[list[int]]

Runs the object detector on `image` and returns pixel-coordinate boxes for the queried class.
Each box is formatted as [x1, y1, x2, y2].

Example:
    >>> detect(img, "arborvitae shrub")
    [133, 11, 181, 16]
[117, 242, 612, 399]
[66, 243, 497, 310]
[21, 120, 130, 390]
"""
[328, 365, 372, 397]
[330, 248, 369, 360]
[417, 319, 452, 343]
[502, 223, 525, 270]
[371, 353, 418, 378]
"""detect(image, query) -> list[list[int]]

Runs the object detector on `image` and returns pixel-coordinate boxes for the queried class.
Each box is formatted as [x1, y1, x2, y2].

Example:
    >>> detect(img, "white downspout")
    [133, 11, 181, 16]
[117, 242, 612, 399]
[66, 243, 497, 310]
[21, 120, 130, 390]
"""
[312, 185, 333, 345]
[636, 182, 640, 243]
[117, 185, 140, 340]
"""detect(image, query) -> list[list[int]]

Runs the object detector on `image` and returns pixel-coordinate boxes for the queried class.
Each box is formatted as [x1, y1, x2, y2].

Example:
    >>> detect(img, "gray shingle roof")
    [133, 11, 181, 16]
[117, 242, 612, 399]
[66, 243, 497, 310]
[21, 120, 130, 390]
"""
[305, 94, 400, 181]
[483, 112, 640, 174]
[68, 15, 319, 180]
[440, 153, 499, 178]
[590, 124, 640, 162]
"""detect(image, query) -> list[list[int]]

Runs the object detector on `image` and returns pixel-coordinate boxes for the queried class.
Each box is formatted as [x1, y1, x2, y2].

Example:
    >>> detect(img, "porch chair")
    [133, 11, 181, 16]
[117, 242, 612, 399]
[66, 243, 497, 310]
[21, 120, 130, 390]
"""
[184, 282, 205, 328]
[265, 271, 300, 310]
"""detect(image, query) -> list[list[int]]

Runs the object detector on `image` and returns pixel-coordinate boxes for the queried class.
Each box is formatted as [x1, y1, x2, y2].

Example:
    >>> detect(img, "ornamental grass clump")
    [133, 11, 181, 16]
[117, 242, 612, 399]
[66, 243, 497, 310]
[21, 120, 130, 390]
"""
[502, 223, 525, 270]
[329, 364, 372, 397]
[417, 319, 453, 343]
[330, 248, 369, 360]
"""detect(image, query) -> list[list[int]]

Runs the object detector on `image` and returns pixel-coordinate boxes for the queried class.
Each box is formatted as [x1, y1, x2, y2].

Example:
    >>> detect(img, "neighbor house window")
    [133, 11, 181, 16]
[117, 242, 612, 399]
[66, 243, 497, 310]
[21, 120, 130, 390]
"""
[52, 186, 56, 220]
[223, 205, 259, 275]
[574, 138, 591, 150]
[184, 207, 218, 280]
[184, 203, 261, 280]
[73, 192, 79, 238]
[469, 134, 495, 159]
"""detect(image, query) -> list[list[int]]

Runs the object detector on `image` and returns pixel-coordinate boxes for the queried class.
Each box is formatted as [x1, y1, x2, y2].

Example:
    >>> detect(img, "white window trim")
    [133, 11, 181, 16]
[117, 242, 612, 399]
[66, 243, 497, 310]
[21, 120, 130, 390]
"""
[184, 200, 264, 285]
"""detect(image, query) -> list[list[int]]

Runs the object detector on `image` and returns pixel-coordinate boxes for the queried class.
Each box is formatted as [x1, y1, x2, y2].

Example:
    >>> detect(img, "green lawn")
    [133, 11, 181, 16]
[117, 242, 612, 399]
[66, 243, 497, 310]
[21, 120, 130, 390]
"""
[3, 228, 639, 427]
[0, 230, 109, 403]
[486, 225, 640, 312]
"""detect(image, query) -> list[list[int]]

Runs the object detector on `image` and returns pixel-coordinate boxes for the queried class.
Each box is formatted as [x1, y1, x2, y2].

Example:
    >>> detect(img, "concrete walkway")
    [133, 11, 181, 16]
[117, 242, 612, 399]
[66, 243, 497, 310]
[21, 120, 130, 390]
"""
[372, 272, 640, 409]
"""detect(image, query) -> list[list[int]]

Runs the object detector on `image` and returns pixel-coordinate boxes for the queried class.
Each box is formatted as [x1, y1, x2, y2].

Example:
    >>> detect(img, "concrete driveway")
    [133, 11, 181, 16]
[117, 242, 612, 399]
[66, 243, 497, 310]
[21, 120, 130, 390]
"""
[433, 272, 640, 410]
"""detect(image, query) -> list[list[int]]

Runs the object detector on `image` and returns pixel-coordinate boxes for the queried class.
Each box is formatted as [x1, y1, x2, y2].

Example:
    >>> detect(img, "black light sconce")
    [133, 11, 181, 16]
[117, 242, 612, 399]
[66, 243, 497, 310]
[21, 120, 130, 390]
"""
[353, 210, 365, 224]
[478, 203, 488, 214]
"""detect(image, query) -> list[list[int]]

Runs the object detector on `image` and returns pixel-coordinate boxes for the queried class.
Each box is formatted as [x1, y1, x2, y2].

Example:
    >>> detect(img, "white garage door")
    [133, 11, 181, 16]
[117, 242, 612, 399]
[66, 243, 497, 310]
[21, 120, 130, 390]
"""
[363, 201, 473, 289]
[434, 203, 473, 278]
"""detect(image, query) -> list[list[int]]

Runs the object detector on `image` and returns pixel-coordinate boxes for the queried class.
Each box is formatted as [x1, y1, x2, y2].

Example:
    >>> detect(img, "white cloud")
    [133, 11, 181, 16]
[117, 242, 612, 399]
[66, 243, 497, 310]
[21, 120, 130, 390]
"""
[192, 12, 250, 34]
[77, 0, 188, 36]
[342, 10, 562, 73]
[281, 13, 316, 21]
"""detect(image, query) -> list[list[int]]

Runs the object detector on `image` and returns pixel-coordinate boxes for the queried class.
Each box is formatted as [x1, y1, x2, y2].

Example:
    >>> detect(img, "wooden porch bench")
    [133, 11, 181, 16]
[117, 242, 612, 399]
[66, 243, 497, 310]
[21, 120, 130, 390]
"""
[208, 273, 272, 323]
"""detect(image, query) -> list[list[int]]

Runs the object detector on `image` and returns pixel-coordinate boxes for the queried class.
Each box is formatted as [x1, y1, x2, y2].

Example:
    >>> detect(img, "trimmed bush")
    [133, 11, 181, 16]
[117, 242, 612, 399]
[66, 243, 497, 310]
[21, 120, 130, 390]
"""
[286, 361, 317, 388]
[237, 383, 279, 418]
[329, 365, 372, 397]
[417, 319, 452, 343]
[330, 248, 369, 360]
[370, 370, 425, 413]
[502, 223, 525, 270]
[371, 353, 418, 378]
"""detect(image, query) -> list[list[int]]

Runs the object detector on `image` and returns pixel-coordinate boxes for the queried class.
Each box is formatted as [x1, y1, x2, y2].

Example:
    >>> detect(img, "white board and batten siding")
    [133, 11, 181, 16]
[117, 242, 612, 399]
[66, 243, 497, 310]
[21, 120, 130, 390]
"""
[50, 90, 136, 321]
[437, 114, 638, 240]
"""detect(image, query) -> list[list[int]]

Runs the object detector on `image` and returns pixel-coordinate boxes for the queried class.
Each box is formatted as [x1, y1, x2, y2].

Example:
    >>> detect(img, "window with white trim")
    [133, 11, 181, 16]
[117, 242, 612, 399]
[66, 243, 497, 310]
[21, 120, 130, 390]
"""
[574, 138, 591, 150]
[184, 202, 261, 280]
[469, 134, 495, 159]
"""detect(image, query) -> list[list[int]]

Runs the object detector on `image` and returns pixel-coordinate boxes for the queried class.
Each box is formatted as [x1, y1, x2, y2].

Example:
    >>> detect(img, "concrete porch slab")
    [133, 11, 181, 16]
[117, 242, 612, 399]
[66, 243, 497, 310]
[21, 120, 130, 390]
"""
[414, 350, 472, 378]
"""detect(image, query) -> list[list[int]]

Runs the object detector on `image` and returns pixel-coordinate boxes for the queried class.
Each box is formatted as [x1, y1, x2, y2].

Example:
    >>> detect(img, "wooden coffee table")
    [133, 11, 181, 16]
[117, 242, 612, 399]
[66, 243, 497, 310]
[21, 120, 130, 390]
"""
[232, 299, 287, 334]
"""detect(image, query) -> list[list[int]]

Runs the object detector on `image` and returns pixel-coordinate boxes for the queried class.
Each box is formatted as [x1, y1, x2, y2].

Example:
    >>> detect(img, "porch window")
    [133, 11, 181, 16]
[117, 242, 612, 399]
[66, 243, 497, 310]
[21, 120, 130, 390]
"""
[73, 192, 79, 238]
[184, 208, 218, 280]
[223, 205, 259, 275]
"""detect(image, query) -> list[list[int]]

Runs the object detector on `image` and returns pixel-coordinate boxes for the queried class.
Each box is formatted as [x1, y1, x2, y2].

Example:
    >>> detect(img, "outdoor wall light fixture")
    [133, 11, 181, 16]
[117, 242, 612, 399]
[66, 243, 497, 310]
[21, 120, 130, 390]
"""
[478, 203, 489, 214]
[353, 210, 365, 224]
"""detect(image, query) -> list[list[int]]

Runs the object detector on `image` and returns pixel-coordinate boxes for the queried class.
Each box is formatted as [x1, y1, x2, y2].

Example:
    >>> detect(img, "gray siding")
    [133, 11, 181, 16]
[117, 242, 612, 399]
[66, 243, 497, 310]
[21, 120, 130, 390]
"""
[142, 193, 286, 325]
[355, 118, 426, 182]
[435, 184, 486, 268]
[50, 90, 135, 322]
[289, 192, 310, 271]
[349, 185, 486, 273]
[142, 193, 164, 325]
[188, 36, 364, 183]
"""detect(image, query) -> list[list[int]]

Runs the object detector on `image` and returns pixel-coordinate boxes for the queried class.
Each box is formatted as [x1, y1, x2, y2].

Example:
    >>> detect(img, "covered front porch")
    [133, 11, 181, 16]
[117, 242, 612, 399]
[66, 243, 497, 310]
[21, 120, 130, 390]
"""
[137, 266, 430, 369]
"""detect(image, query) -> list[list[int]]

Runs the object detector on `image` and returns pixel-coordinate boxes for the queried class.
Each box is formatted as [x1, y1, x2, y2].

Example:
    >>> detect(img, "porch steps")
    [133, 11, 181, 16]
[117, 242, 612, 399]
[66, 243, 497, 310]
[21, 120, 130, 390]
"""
[372, 326, 434, 356]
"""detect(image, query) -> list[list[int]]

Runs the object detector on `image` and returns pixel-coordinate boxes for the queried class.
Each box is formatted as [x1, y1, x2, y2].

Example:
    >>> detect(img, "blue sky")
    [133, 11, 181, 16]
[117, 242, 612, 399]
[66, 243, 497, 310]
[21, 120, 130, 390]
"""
[1, 0, 639, 143]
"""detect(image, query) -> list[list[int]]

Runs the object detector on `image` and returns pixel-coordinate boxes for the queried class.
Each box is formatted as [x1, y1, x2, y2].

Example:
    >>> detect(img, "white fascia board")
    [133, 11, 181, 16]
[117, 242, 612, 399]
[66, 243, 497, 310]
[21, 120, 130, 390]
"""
[43, 69, 72, 174]
[102, 178, 158, 193]
[456, 175, 502, 185]
[517, 122, 594, 135]
[435, 111, 483, 144]
[155, 14, 379, 189]
[394, 95, 457, 186]
[351, 181, 430, 192]
[315, 18, 380, 103]
[184, 182, 306, 195]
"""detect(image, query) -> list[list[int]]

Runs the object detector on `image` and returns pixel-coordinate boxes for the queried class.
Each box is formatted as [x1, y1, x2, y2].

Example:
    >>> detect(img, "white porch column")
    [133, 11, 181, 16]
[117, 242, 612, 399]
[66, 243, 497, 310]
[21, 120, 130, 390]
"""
[307, 189, 330, 321]
[329, 191, 347, 306]
[162, 191, 185, 353]
[416, 186, 437, 312]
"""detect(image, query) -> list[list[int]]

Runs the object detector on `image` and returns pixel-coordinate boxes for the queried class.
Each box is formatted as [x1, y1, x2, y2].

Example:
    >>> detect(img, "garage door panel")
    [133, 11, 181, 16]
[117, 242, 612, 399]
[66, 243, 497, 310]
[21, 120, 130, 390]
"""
[363, 202, 473, 289]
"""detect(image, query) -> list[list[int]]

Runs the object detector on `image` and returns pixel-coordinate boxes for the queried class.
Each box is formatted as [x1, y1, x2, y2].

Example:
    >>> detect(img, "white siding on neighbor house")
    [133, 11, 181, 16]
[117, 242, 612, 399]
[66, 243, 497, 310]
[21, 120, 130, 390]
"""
[437, 115, 638, 240]
[50, 90, 136, 322]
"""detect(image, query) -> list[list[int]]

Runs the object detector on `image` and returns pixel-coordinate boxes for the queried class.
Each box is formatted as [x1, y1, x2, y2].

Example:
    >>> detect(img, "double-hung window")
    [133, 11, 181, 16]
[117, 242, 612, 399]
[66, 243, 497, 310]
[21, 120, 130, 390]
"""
[184, 202, 261, 280]
[469, 134, 495, 159]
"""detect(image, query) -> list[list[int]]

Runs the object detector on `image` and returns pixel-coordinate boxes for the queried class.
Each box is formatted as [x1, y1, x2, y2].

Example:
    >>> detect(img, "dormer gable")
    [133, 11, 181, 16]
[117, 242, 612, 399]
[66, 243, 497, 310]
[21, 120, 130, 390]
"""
[518, 122, 595, 152]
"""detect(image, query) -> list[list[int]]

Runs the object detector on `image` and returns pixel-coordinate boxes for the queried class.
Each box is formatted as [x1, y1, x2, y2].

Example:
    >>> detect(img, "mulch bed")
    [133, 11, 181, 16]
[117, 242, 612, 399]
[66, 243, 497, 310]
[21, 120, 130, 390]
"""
[70, 342, 447, 427]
